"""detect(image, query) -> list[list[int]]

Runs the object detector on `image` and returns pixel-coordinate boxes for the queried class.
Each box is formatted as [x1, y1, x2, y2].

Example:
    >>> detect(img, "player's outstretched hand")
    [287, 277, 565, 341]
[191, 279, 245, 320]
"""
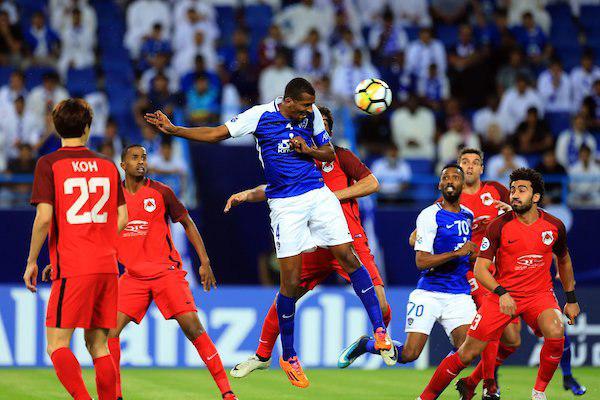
[144, 110, 176, 134]
[499, 293, 517, 317]
[290, 136, 313, 155]
[23, 262, 39, 293]
[41, 264, 52, 282]
[493, 200, 512, 213]
[224, 191, 248, 213]
[564, 302, 580, 325]
[199, 263, 217, 292]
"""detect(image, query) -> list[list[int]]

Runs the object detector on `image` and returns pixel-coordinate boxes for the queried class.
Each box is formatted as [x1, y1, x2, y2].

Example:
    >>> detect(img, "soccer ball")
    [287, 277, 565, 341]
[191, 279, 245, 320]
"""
[354, 78, 392, 115]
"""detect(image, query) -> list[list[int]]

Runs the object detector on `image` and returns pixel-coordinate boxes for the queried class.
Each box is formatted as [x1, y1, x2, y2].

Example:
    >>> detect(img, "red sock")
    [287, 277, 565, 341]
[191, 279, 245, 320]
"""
[193, 333, 232, 395]
[50, 347, 91, 399]
[496, 342, 518, 367]
[420, 352, 467, 400]
[465, 340, 499, 387]
[108, 337, 122, 398]
[535, 337, 564, 392]
[93, 355, 117, 400]
[256, 302, 280, 360]
[383, 304, 392, 328]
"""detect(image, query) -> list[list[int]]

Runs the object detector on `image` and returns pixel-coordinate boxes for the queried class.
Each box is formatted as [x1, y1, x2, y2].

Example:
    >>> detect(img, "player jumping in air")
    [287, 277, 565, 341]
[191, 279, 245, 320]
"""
[417, 168, 581, 400]
[108, 145, 237, 400]
[145, 78, 392, 388]
[223, 105, 393, 377]
[339, 165, 478, 368]
[24, 99, 129, 400]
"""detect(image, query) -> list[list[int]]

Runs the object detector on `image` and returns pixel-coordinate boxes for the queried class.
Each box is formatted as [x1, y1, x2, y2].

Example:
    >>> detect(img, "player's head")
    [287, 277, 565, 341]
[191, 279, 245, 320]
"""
[439, 164, 465, 203]
[120, 144, 147, 178]
[509, 167, 544, 214]
[458, 148, 484, 185]
[282, 77, 316, 121]
[52, 98, 94, 141]
[317, 105, 333, 135]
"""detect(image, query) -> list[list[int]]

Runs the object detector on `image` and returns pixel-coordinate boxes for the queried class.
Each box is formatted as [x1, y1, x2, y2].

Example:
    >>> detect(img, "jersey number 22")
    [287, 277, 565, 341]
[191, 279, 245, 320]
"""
[64, 177, 110, 224]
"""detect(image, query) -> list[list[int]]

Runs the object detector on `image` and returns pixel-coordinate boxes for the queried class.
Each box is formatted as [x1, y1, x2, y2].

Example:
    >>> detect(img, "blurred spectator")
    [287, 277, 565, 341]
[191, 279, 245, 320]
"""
[84, 88, 109, 142]
[0, 96, 41, 159]
[332, 27, 364, 68]
[437, 100, 480, 170]
[571, 51, 600, 109]
[259, 24, 288, 69]
[496, 48, 534, 94]
[140, 124, 161, 156]
[135, 73, 178, 128]
[274, 0, 333, 48]
[323, 0, 362, 43]
[331, 48, 378, 103]
[148, 138, 186, 180]
[138, 23, 171, 72]
[180, 54, 220, 94]
[511, 11, 551, 69]
[172, 7, 218, 75]
[370, 143, 412, 203]
[430, 0, 469, 25]
[498, 74, 544, 134]
[379, 51, 411, 102]
[390, 94, 435, 160]
[486, 142, 528, 183]
[294, 29, 330, 76]
[535, 149, 567, 204]
[472, 7, 500, 48]
[186, 75, 219, 126]
[473, 95, 504, 154]
[537, 58, 572, 113]
[98, 140, 119, 165]
[0, 0, 17, 24]
[102, 118, 123, 159]
[125, 0, 171, 59]
[556, 113, 597, 168]
[511, 107, 553, 155]
[139, 52, 179, 94]
[405, 28, 446, 80]
[25, 71, 69, 127]
[313, 76, 336, 111]
[218, 27, 250, 72]
[0, 10, 22, 65]
[259, 51, 296, 103]
[303, 51, 328, 83]
[417, 63, 449, 111]
[368, 8, 408, 64]
[24, 11, 60, 66]
[582, 79, 600, 131]
[230, 48, 259, 108]
[173, 0, 216, 27]
[7, 143, 36, 173]
[389, 0, 431, 27]
[57, 8, 96, 78]
[568, 144, 600, 206]
[0, 70, 26, 111]
[507, 0, 551, 34]
[50, 0, 97, 33]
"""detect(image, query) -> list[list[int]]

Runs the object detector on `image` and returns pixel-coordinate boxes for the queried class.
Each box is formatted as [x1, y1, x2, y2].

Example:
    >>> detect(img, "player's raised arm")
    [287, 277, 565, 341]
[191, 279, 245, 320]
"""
[179, 214, 217, 292]
[224, 184, 268, 213]
[333, 147, 379, 201]
[24, 202, 53, 292]
[145, 110, 231, 143]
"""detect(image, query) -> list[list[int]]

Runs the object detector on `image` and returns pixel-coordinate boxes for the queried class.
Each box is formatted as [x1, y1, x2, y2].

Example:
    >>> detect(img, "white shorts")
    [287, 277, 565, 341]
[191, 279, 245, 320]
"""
[405, 289, 477, 338]
[267, 186, 353, 258]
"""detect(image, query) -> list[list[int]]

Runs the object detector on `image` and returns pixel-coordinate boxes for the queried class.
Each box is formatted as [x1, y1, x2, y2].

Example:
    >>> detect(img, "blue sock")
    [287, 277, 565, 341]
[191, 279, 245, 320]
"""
[276, 293, 297, 360]
[349, 266, 384, 331]
[561, 335, 572, 376]
[365, 339, 377, 354]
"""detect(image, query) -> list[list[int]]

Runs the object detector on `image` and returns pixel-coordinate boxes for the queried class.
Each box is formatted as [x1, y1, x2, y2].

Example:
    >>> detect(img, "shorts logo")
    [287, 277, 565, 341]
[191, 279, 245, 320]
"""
[416, 235, 423, 245]
[230, 116, 238, 123]
[480, 192, 494, 206]
[322, 162, 334, 173]
[542, 230, 554, 245]
[407, 318, 414, 326]
[480, 237, 490, 251]
[143, 198, 156, 213]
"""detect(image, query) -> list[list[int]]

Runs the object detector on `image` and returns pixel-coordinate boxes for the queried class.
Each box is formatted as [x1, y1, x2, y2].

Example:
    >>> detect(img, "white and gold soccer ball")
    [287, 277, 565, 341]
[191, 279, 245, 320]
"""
[354, 78, 392, 115]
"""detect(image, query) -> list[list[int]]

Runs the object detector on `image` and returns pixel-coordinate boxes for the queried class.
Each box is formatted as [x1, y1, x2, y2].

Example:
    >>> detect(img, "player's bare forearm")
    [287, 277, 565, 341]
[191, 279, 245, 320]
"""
[335, 174, 379, 201]
[473, 257, 500, 292]
[180, 215, 210, 265]
[309, 143, 335, 162]
[557, 252, 576, 292]
[244, 185, 268, 202]
[117, 204, 128, 232]
[171, 125, 231, 143]
[27, 203, 53, 263]
[415, 250, 461, 270]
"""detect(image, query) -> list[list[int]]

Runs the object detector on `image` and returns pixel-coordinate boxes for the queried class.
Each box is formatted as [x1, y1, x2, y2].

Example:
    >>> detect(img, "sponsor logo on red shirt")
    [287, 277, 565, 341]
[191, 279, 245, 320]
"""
[515, 254, 545, 270]
[122, 220, 149, 237]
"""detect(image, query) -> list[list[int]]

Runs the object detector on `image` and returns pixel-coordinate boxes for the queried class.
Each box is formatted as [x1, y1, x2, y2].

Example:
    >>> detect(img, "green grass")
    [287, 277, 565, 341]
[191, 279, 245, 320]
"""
[0, 367, 597, 399]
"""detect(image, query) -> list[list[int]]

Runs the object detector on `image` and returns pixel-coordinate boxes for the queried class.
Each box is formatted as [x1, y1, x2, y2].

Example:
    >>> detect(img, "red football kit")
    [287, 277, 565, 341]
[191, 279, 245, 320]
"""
[299, 146, 382, 290]
[117, 178, 197, 323]
[468, 209, 567, 342]
[30, 146, 125, 329]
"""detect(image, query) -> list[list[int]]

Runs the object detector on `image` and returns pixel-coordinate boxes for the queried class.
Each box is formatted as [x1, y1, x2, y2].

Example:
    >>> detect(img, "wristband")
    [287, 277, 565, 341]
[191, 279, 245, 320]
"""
[493, 285, 508, 297]
[565, 290, 577, 304]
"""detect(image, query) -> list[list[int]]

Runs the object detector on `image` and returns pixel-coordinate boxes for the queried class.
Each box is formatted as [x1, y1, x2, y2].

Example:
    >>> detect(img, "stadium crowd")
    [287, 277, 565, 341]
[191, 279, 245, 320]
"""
[0, 0, 599, 207]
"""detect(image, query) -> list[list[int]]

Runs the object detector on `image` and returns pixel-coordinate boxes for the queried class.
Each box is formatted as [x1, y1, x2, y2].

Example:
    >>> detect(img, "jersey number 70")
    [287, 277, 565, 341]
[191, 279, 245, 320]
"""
[64, 177, 110, 224]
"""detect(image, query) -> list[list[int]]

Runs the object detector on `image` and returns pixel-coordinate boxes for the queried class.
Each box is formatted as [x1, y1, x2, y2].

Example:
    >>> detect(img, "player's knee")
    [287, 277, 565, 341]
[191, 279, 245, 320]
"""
[458, 347, 478, 365]
[544, 324, 565, 339]
[280, 277, 300, 296]
[502, 333, 521, 348]
[85, 340, 109, 358]
[183, 324, 205, 342]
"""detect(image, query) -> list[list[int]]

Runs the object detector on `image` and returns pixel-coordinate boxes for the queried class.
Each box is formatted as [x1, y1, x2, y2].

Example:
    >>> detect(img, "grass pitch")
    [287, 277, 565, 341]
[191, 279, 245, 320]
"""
[0, 367, 598, 399]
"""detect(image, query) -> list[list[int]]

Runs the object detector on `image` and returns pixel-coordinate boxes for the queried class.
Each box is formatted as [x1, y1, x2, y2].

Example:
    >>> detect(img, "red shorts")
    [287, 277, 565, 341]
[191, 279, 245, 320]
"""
[468, 290, 560, 342]
[299, 240, 383, 291]
[46, 273, 118, 329]
[466, 269, 519, 326]
[118, 270, 197, 323]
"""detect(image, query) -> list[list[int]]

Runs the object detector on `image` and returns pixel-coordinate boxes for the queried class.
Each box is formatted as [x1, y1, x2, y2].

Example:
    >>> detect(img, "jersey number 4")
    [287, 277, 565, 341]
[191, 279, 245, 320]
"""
[64, 177, 110, 224]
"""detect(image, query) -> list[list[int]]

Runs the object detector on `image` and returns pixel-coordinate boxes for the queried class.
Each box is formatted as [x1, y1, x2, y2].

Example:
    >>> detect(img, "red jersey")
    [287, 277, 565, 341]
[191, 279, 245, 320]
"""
[30, 146, 125, 280]
[478, 209, 568, 298]
[315, 146, 372, 240]
[118, 178, 188, 279]
[459, 181, 509, 246]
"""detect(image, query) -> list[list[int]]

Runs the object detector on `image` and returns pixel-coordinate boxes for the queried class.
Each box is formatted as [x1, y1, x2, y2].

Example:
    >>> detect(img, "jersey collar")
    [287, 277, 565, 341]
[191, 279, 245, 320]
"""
[273, 96, 283, 111]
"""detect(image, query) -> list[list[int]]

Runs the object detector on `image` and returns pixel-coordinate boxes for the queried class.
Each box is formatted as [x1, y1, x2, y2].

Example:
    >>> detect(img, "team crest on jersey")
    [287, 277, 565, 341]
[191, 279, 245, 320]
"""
[480, 192, 494, 206]
[407, 318, 414, 326]
[480, 237, 490, 251]
[541, 230, 554, 245]
[322, 162, 334, 173]
[143, 198, 157, 212]
[299, 118, 308, 129]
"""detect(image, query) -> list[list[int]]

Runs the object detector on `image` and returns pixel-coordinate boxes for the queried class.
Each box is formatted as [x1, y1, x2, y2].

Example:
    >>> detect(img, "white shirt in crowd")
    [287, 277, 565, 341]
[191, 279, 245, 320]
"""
[568, 160, 600, 205]
[25, 84, 69, 126]
[485, 154, 529, 182]
[173, 0, 216, 27]
[370, 156, 413, 196]
[556, 129, 598, 167]
[139, 67, 180, 94]
[390, 107, 436, 160]
[259, 65, 296, 104]
[390, 0, 432, 27]
[274, 2, 333, 47]
[149, 152, 187, 175]
[355, 0, 387, 26]
[437, 131, 481, 171]
[294, 42, 331, 74]
[0, 107, 42, 158]
[405, 39, 447, 79]
[0, 85, 27, 113]
[58, 23, 96, 78]
[124, 0, 172, 58]
[50, 0, 97, 33]
[84, 91, 109, 138]
[498, 87, 544, 134]
[472, 106, 503, 136]
[331, 62, 379, 102]
[570, 65, 600, 108]
[368, 22, 408, 54]
[537, 70, 573, 113]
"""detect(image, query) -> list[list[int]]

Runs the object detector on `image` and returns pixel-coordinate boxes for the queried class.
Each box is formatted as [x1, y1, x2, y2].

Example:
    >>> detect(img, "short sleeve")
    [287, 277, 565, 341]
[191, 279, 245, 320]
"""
[30, 157, 55, 206]
[224, 106, 263, 138]
[552, 219, 568, 258]
[414, 208, 438, 253]
[162, 185, 188, 222]
[489, 181, 510, 203]
[336, 147, 371, 181]
[478, 219, 503, 260]
[311, 104, 331, 147]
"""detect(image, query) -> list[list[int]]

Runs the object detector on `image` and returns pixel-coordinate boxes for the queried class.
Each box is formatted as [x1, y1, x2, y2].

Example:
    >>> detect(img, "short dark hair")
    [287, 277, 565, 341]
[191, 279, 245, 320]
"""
[441, 163, 464, 177]
[52, 98, 93, 139]
[509, 167, 545, 203]
[458, 147, 483, 162]
[318, 105, 333, 132]
[121, 144, 145, 161]
[284, 77, 315, 100]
